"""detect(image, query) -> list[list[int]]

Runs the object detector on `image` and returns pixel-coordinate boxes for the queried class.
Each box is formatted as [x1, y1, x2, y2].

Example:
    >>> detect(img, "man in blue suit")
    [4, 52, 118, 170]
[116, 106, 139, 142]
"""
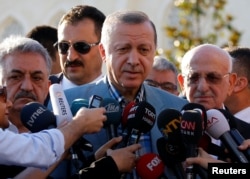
[62, 10, 188, 178]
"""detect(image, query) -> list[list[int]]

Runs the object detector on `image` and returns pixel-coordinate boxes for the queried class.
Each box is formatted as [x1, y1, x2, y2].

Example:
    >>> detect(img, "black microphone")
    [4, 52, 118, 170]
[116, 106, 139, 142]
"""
[206, 109, 249, 163]
[157, 137, 185, 179]
[124, 101, 156, 147]
[181, 110, 204, 179]
[157, 108, 186, 179]
[100, 98, 122, 140]
[21, 102, 56, 132]
[181, 103, 207, 130]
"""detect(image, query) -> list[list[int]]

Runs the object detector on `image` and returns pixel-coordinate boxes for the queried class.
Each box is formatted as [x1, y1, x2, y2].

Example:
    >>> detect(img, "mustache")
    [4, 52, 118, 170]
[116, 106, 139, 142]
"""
[65, 60, 83, 67]
[14, 91, 37, 101]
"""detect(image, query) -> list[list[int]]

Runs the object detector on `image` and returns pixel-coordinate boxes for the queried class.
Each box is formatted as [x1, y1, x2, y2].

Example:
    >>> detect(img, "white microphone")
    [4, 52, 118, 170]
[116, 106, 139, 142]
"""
[49, 84, 73, 126]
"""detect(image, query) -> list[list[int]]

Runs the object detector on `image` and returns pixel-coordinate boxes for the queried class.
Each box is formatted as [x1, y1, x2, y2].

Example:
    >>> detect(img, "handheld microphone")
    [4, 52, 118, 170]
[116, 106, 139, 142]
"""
[124, 101, 156, 146]
[121, 101, 136, 129]
[100, 98, 122, 140]
[206, 109, 249, 163]
[21, 102, 56, 132]
[49, 83, 73, 126]
[70, 98, 89, 116]
[181, 103, 207, 130]
[157, 108, 182, 141]
[135, 153, 165, 179]
[157, 137, 185, 179]
[181, 110, 203, 179]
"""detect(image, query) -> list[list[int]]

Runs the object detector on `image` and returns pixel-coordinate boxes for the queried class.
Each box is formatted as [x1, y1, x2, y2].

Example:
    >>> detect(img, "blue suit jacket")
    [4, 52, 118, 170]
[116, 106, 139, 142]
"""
[62, 77, 188, 154]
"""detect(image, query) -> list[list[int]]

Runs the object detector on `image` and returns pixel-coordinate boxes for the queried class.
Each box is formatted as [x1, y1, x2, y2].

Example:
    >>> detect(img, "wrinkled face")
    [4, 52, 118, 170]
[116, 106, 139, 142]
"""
[58, 19, 102, 85]
[5, 52, 50, 112]
[100, 21, 156, 92]
[178, 50, 236, 110]
[146, 69, 179, 95]
[0, 86, 12, 129]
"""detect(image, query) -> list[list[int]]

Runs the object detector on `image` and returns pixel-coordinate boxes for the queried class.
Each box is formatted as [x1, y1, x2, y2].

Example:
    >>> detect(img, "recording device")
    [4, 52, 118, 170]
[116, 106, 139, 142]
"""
[123, 101, 156, 146]
[206, 109, 249, 163]
[135, 153, 166, 179]
[180, 110, 203, 179]
[89, 95, 103, 108]
[49, 83, 73, 126]
[157, 137, 185, 179]
[100, 98, 121, 140]
[70, 98, 89, 116]
[21, 102, 56, 132]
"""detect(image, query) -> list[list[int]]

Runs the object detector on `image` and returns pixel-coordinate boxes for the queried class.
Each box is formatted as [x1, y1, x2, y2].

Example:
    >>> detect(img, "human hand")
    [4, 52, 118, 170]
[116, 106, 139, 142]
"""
[185, 147, 225, 169]
[107, 143, 141, 173]
[95, 136, 123, 160]
[73, 107, 107, 134]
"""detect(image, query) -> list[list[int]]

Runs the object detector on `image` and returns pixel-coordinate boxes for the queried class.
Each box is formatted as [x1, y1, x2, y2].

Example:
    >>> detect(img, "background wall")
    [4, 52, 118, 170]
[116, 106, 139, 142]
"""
[0, 0, 249, 53]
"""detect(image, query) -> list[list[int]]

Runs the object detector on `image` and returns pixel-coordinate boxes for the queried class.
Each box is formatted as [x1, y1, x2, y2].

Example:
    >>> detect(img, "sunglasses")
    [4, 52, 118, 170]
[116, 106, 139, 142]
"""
[145, 79, 177, 92]
[0, 86, 7, 102]
[54, 41, 99, 55]
[183, 72, 231, 85]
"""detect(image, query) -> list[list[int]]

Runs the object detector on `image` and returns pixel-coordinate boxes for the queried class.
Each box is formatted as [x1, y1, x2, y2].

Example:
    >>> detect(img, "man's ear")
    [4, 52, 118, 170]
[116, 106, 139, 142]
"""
[233, 76, 249, 93]
[99, 43, 106, 62]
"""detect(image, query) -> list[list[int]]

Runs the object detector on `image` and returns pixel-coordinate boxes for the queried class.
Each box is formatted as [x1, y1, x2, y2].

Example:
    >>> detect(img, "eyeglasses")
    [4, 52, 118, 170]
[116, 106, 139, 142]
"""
[54, 41, 99, 55]
[183, 72, 231, 85]
[145, 79, 177, 92]
[0, 86, 7, 102]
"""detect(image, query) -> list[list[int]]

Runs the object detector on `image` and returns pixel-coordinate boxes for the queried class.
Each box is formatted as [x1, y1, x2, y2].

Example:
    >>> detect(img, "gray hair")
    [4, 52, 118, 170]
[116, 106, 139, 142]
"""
[101, 10, 157, 47]
[153, 56, 178, 75]
[0, 35, 52, 81]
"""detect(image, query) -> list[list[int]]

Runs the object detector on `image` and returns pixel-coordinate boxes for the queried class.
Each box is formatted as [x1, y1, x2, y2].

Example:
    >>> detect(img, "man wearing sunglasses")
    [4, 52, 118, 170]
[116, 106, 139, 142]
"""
[145, 56, 179, 96]
[51, 5, 105, 90]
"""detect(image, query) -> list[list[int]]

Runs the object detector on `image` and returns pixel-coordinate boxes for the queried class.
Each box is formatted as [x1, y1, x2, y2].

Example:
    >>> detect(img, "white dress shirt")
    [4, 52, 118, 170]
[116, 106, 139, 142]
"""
[0, 128, 64, 169]
[234, 107, 250, 124]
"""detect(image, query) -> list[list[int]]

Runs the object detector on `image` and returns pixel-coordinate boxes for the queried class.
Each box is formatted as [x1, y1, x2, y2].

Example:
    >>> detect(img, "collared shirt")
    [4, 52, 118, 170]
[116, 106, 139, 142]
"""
[61, 74, 104, 90]
[0, 128, 64, 168]
[106, 77, 152, 155]
[234, 107, 250, 124]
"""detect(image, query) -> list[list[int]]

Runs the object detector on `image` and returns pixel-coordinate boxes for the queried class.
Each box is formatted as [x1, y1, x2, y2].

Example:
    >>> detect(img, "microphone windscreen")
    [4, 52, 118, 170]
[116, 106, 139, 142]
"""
[181, 110, 203, 144]
[126, 101, 156, 133]
[181, 103, 207, 130]
[157, 108, 182, 139]
[122, 101, 136, 128]
[21, 102, 56, 133]
[206, 109, 230, 139]
[70, 98, 89, 116]
[100, 98, 122, 127]
[136, 153, 164, 179]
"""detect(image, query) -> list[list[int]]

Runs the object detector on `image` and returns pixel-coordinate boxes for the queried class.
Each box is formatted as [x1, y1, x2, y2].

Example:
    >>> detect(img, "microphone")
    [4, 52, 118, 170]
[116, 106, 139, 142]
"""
[181, 103, 207, 130]
[70, 98, 89, 116]
[180, 110, 204, 179]
[157, 137, 185, 179]
[121, 101, 136, 129]
[100, 98, 122, 140]
[21, 102, 56, 132]
[135, 153, 165, 179]
[49, 83, 73, 126]
[206, 109, 249, 163]
[124, 101, 156, 147]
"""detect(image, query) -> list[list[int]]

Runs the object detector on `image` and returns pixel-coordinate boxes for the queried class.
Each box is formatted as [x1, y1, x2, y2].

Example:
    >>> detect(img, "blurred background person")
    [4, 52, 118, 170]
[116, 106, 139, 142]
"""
[224, 46, 250, 123]
[145, 56, 179, 95]
[26, 25, 61, 74]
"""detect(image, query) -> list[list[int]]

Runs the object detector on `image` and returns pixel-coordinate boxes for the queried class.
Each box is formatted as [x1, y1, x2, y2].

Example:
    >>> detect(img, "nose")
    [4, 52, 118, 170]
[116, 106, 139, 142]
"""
[127, 50, 139, 66]
[20, 76, 33, 91]
[196, 77, 209, 92]
[66, 45, 79, 62]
